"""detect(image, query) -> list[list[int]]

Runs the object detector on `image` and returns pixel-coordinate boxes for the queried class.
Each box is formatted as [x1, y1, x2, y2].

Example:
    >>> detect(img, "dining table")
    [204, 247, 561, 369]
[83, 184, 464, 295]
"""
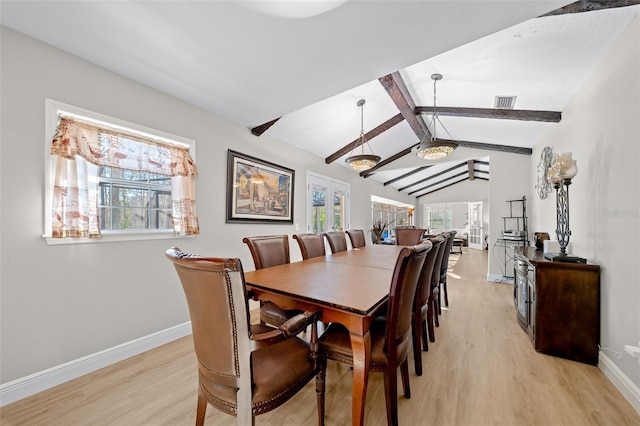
[243, 244, 405, 426]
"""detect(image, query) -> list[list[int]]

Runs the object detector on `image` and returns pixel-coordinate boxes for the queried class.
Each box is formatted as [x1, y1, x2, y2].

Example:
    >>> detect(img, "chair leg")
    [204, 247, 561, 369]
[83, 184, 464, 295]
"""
[316, 358, 326, 426]
[400, 360, 411, 399]
[412, 316, 423, 376]
[383, 370, 399, 426]
[196, 385, 207, 426]
[443, 280, 449, 307]
[427, 306, 436, 342]
[421, 318, 429, 351]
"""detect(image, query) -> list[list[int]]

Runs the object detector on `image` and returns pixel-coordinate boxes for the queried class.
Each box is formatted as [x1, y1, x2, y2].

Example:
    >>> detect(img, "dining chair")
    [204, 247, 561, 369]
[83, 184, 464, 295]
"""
[430, 232, 449, 328]
[345, 229, 367, 248]
[411, 236, 444, 376]
[439, 231, 457, 308]
[293, 233, 326, 259]
[165, 247, 325, 426]
[394, 228, 427, 246]
[322, 231, 348, 253]
[319, 241, 431, 426]
[243, 235, 302, 326]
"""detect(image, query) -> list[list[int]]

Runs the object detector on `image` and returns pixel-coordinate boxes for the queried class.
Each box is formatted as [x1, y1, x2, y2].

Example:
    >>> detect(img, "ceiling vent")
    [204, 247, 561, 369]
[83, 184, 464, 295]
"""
[494, 95, 517, 109]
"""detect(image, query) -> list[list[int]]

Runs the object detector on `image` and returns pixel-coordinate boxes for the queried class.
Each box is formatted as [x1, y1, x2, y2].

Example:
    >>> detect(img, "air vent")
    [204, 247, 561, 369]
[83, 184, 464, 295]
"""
[494, 96, 517, 109]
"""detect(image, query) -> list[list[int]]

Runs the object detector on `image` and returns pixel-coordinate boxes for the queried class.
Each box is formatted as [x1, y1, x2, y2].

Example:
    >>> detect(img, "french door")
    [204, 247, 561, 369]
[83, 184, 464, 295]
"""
[468, 201, 483, 250]
[307, 173, 349, 233]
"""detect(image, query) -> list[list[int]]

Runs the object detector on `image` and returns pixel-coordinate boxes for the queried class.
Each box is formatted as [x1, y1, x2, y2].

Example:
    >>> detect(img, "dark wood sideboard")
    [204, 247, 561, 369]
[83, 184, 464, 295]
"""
[513, 247, 600, 365]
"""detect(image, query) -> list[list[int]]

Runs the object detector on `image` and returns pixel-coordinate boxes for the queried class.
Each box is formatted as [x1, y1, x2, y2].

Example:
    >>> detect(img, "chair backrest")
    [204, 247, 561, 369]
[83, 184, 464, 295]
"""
[385, 241, 431, 356]
[242, 235, 290, 269]
[395, 228, 428, 246]
[415, 237, 445, 309]
[345, 229, 367, 248]
[431, 232, 450, 291]
[440, 231, 457, 280]
[165, 247, 253, 411]
[323, 231, 348, 253]
[293, 233, 326, 259]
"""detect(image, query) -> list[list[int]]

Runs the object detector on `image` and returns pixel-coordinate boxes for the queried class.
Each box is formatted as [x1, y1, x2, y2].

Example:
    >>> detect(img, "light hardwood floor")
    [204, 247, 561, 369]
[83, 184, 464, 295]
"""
[2, 249, 639, 425]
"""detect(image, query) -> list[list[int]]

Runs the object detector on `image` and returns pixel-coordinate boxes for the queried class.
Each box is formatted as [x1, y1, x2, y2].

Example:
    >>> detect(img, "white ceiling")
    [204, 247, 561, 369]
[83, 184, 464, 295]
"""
[2, 1, 638, 196]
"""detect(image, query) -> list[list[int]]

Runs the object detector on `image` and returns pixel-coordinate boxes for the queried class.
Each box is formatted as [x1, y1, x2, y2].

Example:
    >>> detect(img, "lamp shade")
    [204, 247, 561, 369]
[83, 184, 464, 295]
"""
[415, 139, 458, 160]
[345, 154, 381, 171]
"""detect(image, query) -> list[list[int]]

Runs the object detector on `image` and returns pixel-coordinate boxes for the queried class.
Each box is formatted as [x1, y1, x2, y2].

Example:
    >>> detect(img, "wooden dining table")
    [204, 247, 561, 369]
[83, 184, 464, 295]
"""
[244, 244, 405, 426]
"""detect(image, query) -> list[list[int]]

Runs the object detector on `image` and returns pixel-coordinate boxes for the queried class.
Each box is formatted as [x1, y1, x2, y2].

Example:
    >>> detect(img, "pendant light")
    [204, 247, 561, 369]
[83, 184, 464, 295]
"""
[345, 99, 381, 171]
[415, 73, 458, 160]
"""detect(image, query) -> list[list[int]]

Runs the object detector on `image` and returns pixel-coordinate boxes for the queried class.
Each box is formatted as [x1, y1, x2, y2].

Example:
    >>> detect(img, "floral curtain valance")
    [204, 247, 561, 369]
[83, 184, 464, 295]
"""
[50, 116, 200, 239]
[51, 117, 198, 177]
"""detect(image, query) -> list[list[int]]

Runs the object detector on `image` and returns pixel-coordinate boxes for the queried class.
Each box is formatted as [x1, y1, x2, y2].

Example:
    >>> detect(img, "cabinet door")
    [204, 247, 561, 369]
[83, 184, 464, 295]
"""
[535, 266, 600, 364]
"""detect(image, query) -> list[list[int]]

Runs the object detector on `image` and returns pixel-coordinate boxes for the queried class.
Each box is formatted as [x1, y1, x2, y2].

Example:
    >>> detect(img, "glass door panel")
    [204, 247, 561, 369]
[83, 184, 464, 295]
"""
[307, 173, 349, 233]
[468, 201, 483, 250]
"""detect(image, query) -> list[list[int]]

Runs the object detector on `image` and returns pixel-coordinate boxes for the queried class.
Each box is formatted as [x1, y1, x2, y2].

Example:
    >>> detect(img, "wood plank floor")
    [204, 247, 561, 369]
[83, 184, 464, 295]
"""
[2, 249, 638, 425]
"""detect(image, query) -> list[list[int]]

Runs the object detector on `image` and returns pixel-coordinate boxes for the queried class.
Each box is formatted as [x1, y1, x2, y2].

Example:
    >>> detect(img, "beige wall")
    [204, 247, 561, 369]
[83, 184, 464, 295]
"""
[0, 26, 414, 383]
[530, 15, 639, 389]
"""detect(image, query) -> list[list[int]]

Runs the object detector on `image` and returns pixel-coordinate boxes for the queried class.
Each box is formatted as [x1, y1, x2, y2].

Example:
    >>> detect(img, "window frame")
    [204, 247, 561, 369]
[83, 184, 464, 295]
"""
[44, 99, 196, 245]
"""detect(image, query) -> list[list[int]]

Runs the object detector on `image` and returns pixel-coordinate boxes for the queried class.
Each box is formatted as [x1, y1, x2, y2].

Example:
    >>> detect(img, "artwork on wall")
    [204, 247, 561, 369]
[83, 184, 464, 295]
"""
[226, 150, 294, 224]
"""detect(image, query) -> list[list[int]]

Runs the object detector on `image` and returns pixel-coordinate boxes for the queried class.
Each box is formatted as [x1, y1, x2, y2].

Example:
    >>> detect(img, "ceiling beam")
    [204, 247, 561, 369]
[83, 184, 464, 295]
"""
[324, 113, 404, 164]
[410, 171, 469, 196]
[468, 160, 475, 180]
[360, 139, 528, 178]
[399, 162, 468, 192]
[379, 72, 430, 140]
[416, 176, 470, 198]
[540, 0, 640, 17]
[251, 117, 281, 136]
[456, 140, 532, 155]
[383, 165, 432, 186]
[415, 106, 561, 122]
[360, 144, 419, 177]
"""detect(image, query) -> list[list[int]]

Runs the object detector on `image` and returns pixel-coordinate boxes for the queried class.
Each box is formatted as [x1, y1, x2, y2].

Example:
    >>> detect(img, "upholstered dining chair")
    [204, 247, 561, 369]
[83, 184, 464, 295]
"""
[293, 233, 326, 259]
[243, 235, 302, 326]
[319, 241, 431, 426]
[439, 231, 457, 309]
[429, 232, 449, 328]
[345, 229, 367, 248]
[411, 236, 444, 376]
[394, 228, 428, 246]
[322, 231, 348, 253]
[165, 247, 325, 426]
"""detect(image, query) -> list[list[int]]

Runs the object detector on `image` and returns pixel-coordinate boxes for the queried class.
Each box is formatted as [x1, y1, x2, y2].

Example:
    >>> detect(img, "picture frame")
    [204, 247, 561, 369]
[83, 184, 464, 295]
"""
[226, 150, 295, 224]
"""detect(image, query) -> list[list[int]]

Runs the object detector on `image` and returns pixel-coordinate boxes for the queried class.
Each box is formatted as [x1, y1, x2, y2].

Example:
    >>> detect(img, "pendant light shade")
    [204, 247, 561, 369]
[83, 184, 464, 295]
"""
[345, 99, 380, 171]
[416, 73, 458, 160]
[415, 139, 458, 160]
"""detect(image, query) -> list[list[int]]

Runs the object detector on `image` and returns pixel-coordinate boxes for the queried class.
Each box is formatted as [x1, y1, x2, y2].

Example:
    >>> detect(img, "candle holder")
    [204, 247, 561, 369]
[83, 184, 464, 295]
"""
[544, 152, 586, 263]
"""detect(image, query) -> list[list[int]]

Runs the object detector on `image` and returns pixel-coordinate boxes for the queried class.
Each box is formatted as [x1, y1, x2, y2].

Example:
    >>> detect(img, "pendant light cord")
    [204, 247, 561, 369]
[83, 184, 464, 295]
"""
[360, 101, 365, 154]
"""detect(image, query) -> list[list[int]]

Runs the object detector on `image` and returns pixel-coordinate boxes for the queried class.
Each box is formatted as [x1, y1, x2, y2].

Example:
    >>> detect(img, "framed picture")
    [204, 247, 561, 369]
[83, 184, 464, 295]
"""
[226, 150, 294, 224]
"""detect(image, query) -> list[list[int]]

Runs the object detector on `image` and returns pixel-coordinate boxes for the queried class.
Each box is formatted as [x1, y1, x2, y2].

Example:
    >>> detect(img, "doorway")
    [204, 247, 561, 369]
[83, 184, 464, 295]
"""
[307, 172, 349, 233]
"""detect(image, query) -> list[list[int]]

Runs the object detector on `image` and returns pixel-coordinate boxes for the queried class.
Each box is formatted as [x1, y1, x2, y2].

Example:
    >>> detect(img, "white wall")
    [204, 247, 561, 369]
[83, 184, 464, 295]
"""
[0, 26, 414, 384]
[529, 15, 640, 391]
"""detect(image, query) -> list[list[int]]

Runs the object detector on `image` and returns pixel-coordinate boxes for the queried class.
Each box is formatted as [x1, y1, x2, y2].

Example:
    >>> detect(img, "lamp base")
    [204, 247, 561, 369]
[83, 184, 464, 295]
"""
[544, 252, 587, 264]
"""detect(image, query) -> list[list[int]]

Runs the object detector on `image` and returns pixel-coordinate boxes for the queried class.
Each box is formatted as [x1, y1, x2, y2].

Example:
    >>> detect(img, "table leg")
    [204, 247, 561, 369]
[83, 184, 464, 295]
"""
[349, 331, 371, 426]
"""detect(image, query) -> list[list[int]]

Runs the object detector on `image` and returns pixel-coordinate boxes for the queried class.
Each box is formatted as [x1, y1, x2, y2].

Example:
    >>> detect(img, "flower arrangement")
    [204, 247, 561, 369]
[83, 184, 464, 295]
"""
[370, 218, 395, 244]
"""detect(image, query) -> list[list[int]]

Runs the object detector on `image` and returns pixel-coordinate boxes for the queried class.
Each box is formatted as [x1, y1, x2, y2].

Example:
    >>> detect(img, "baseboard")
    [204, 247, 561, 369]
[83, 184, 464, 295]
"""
[599, 351, 640, 415]
[0, 321, 192, 407]
[487, 273, 514, 284]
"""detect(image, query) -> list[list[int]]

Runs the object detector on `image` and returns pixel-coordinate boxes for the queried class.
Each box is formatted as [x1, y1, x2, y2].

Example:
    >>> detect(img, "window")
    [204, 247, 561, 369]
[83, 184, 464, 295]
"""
[44, 99, 198, 244]
[425, 206, 453, 233]
[371, 196, 413, 240]
[98, 167, 172, 232]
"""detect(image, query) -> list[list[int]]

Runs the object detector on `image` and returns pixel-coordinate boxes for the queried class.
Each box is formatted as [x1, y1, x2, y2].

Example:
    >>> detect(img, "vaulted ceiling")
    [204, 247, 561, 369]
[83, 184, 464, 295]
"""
[2, 0, 639, 198]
